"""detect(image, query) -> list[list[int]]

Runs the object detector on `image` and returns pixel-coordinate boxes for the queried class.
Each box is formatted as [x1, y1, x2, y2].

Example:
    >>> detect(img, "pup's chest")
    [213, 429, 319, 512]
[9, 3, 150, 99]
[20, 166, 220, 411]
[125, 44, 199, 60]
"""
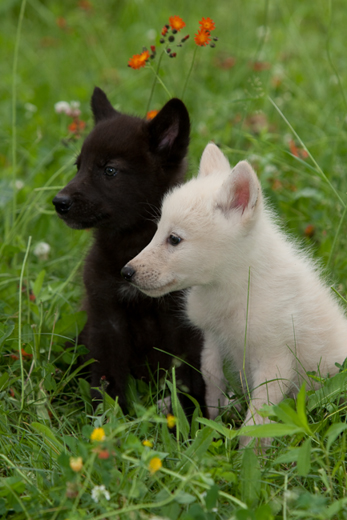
[187, 288, 245, 336]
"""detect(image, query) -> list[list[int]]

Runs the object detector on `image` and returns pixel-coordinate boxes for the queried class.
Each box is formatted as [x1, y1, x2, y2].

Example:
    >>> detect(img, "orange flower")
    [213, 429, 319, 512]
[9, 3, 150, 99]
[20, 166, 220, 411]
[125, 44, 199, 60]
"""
[199, 17, 215, 32]
[194, 28, 211, 47]
[289, 139, 308, 159]
[169, 16, 185, 32]
[146, 110, 159, 120]
[128, 50, 150, 70]
[68, 119, 86, 134]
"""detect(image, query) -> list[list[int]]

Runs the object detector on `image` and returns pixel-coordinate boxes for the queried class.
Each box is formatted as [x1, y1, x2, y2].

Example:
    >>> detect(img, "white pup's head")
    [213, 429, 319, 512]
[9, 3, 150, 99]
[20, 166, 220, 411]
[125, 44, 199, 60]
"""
[121, 143, 263, 296]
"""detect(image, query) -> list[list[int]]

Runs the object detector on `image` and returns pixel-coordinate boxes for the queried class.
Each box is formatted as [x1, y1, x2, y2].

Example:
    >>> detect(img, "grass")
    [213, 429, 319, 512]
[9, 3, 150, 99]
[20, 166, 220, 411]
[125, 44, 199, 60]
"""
[1, 0, 347, 518]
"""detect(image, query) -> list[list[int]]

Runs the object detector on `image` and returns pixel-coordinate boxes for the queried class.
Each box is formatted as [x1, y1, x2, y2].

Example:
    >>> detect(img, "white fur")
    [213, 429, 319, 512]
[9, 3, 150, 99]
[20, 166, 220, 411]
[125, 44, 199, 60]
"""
[125, 143, 347, 446]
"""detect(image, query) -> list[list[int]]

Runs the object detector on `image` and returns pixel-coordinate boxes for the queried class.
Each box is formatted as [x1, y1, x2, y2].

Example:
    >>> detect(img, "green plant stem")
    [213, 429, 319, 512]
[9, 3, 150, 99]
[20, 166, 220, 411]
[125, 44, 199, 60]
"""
[327, 203, 347, 269]
[147, 62, 172, 99]
[146, 50, 165, 114]
[10, 0, 28, 240]
[181, 45, 198, 101]
[243, 267, 252, 408]
[18, 235, 32, 412]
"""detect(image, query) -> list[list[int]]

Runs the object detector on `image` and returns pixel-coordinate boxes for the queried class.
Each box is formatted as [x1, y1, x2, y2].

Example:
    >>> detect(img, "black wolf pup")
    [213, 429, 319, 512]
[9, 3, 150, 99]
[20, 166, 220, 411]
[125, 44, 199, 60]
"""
[53, 87, 205, 414]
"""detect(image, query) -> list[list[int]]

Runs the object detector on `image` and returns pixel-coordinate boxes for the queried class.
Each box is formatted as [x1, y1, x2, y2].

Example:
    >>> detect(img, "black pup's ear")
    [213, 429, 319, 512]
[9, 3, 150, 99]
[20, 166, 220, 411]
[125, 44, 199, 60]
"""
[91, 87, 121, 124]
[147, 98, 190, 162]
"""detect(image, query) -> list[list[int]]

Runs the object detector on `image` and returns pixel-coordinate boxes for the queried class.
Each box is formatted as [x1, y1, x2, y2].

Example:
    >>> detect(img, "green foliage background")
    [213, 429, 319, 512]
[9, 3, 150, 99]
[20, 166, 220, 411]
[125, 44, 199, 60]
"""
[1, 0, 347, 518]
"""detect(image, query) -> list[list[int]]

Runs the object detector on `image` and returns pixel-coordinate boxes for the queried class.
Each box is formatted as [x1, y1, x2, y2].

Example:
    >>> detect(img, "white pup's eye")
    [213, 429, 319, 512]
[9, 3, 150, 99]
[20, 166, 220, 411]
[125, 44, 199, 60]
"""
[168, 234, 182, 246]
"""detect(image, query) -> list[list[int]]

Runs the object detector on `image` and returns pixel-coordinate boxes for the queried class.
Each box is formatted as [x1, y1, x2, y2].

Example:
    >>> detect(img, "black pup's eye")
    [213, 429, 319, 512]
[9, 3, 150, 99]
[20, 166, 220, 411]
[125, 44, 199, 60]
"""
[168, 234, 182, 246]
[104, 166, 117, 177]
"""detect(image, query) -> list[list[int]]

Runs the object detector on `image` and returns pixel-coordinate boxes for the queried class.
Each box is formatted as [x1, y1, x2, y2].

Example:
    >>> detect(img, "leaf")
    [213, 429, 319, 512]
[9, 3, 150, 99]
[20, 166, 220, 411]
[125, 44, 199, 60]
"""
[174, 491, 196, 505]
[167, 377, 190, 442]
[205, 484, 219, 511]
[240, 448, 260, 508]
[274, 448, 301, 464]
[54, 311, 87, 337]
[307, 371, 347, 411]
[296, 383, 312, 434]
[32, 269, 46, 299]
[196, 417, 238, 440]
[325, 423, 347, 452]
[297, 438, 311, 476]
[0, 372, 9, 392]
[31, 422, 64, 456]
[177, 427, 215, 471]
[0, 322, 15, 348]
[240, 423, 305, 438]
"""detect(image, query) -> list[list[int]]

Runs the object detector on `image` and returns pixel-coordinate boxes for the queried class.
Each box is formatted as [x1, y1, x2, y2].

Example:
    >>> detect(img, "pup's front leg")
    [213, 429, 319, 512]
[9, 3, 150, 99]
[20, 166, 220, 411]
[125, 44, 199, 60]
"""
[85, 315, 132, 413]
[201, 333, 226, 419]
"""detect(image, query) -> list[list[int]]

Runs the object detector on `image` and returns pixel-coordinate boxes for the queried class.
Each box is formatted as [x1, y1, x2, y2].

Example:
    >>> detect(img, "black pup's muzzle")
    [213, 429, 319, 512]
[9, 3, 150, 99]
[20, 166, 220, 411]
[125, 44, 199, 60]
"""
[53, 195, 73, 215]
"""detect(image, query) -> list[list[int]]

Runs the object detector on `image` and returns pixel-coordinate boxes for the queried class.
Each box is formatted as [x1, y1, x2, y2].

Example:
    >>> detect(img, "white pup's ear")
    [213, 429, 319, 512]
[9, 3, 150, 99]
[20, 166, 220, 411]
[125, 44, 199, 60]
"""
[217, 161, 261, 217]
[198, 143, 231, 178]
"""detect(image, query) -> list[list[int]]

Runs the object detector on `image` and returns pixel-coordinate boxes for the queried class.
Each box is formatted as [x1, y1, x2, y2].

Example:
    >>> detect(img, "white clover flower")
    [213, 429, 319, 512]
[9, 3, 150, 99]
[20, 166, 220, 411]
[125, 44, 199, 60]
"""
[33, 242, 51, 261]
[24, 102, 37, 113]
[54, 101, 71, 114]
[15, 180, 24, 190]
[68, 101, 81, 117]
[91, 485, 110, 503]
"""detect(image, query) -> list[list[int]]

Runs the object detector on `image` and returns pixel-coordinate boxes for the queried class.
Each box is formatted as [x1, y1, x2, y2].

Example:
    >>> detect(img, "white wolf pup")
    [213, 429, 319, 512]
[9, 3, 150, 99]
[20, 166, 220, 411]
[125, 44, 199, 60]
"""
[121, 142, 347, 443]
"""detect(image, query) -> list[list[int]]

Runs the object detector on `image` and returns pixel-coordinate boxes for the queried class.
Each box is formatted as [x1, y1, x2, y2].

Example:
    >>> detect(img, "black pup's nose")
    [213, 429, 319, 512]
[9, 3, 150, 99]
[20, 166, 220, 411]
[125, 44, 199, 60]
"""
[52, 195, 72, 214]
[121, 265, 136, 281]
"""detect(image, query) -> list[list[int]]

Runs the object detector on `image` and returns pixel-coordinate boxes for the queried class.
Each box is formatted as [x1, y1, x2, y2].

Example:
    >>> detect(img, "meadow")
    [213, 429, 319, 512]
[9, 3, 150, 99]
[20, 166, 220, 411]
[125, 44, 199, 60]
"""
[1, 0, 347, 518]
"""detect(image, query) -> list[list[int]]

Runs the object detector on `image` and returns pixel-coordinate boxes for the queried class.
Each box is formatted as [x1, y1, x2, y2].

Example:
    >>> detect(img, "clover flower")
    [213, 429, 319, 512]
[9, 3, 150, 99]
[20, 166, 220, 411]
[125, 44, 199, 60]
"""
[33, 242, 51, 261]
[91, 485, 110, 503]
[90, 427, 106, 442]
[69, 456, 83, 472]
[54, 101, 71, 114]
[142, 439, 153, 447]
[148, 457, 162, 474]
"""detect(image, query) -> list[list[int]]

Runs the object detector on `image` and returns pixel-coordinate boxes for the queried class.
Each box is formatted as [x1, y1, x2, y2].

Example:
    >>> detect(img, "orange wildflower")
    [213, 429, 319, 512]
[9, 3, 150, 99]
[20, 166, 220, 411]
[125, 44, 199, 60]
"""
[128, 50, 150, 70]
[199, 17, 215, 32]
[146, 110, 159, 120]
[194, 28, 211, 47]
[304, 224, 315, 238]
[289, 139, 308, 159]
[169, 15, 185, 32]
[68, 119, 86, 134]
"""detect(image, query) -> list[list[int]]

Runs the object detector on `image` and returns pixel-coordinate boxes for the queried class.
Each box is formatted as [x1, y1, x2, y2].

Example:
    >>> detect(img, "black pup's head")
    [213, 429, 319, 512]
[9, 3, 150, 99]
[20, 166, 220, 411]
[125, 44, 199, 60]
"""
[52, 87, 190, 231]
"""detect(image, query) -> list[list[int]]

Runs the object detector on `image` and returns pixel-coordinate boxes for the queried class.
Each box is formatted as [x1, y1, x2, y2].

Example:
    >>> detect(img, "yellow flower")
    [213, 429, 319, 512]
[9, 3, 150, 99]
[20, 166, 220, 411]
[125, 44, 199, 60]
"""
[142, 439, 153, 448]
[166, 414, 176, 429]
[90, 427, 106, 442]
[148, 457, 162, 474]
[69, 456, 83, 472]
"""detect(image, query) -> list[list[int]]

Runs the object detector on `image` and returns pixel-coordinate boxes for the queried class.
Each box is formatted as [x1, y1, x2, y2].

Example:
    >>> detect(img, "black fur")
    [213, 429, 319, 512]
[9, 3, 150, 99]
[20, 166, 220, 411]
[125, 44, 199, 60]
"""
[53, 87, 205, 415]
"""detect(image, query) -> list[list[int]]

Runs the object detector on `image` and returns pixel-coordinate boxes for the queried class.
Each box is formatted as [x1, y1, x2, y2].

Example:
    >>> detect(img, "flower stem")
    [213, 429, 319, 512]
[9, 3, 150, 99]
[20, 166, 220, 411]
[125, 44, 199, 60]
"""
[146, 51, 165, 114]
[181, 46, 198, 101]
[147, 62, 172, 102]
[18, 235, 32, 412]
